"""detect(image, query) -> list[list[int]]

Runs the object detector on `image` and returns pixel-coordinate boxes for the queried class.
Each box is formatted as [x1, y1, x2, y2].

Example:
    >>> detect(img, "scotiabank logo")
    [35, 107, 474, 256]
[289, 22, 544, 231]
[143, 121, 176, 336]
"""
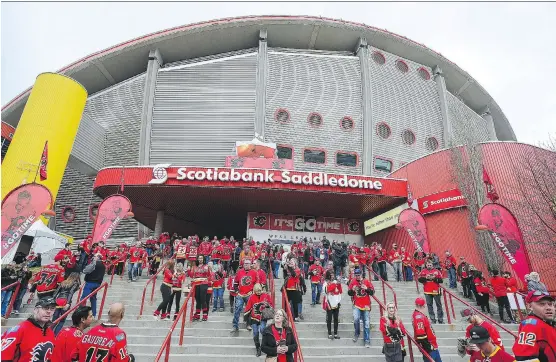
[149, 164, 171, 185]
[418, 189, 467, 214]
[423, 196, 465, 209]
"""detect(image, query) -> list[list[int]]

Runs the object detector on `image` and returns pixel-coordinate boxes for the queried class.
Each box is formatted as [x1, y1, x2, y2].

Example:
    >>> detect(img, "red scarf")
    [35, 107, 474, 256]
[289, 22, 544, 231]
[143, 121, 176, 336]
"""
[271, 325, 287, 362]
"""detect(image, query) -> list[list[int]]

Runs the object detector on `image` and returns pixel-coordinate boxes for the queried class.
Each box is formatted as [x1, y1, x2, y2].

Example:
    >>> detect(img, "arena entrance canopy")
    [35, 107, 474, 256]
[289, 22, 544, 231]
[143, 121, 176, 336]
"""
[93, 166, 408, 238]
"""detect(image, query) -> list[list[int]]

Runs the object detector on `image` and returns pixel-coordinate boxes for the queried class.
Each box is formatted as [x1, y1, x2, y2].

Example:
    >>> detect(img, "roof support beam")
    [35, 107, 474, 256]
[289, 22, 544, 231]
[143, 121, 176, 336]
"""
[356, 38, 373, 176]
[480, 106, 497, 141]
[255, 29, 268, 140]
[455, 78, 473, 96]
[308, 25, 320, 49]
[93, 61, 116, 84]
[433, 66, 453, 148]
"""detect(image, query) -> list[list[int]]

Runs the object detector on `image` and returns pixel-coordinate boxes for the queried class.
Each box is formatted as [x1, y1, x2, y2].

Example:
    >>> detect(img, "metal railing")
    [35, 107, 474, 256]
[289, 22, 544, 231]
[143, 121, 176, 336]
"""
[439, 286, 518, 339]
[154, 287, 196, 362]
[370, 294, 435, 362]
[281, 287, 304, 362]
[138, 265, 166, 319]
[109, 261, 125, 285]
[368, 268, 398, 308]
[51, 282, 109, 330]
[1, 281, 21, 319]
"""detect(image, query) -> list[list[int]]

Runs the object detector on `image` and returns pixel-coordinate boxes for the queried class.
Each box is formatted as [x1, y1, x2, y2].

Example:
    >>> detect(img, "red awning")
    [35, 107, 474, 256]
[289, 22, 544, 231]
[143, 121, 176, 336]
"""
[93, 166, 407, 237]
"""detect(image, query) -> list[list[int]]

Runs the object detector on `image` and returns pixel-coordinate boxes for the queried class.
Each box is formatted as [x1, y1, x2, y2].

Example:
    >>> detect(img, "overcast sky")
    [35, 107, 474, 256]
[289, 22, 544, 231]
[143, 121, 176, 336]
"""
[2, 2, 555, 145]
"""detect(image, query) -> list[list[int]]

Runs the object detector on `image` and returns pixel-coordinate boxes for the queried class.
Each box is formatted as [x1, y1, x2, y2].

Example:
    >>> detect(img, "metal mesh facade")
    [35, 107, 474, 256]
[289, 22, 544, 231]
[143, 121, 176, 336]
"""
[446, 92, 490, 145]
[150, 54, 257, 165]
[265, 51, 363, 174]
[71, 113, 105, 171]
[367, 47, 444, 177]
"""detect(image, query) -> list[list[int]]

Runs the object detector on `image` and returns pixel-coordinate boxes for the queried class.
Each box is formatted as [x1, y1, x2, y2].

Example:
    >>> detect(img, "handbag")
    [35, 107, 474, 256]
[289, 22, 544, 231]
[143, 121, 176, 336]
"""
[262, 305, 275, 321]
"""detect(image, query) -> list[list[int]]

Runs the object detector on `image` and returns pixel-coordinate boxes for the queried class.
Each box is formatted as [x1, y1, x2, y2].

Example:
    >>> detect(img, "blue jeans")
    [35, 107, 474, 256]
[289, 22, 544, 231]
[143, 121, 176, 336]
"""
[128, 262, 138, 280]
[212, 288, 224, 310]
[353, 308, 370, 343]
[233, 296, 248, 329]
[311, 283, 322, 304]
[81, 281, 101, 317]
[404, 266, 413, 281]
[137, 262, 143, 276]
[204, 256, 211, 264]
[1, 289, 13, 316]
[52, 308, 68, 336]
[252, 320, 267, 337]
[448, 267, 456, 288]
[13, 286, 27, 311]
[302, 262, 309, 277]
[334, 265, 342, 278]
[425, 348, 442, 362]
[425, 294, 443, 323]
[273, 261, 280, 278]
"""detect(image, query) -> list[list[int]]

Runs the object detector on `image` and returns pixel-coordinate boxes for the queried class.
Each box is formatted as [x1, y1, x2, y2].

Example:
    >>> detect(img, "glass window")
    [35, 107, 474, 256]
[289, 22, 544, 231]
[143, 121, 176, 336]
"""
[277, 146, 293, 160]
[304, 149, 326, 164]
[374, 158, 392, 172]
[336, 152, 357, 167]
[1, 137, 11, 162]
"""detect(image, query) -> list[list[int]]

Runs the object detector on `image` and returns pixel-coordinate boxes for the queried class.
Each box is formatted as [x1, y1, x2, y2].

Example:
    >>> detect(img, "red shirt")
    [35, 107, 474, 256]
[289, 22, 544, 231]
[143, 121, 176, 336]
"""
[198, 241, 212, 256]
[128, 246, 142, 263]
[71, 323, 132, 362]
[475, 277, 490, 294]
[54, 249, 72, 263]
[466, 321, 503, 350]
[212, 271, 226, 289]
[444, 255, 457, 269]
[469, 347, 515, 362]
[378, 250, 388, 263]
[220, 243, 232, 261]
[1, 319, 55, 362]
[419, 268, 443, 295]
[80, 239, 92, 254]
[412, 310, 438, 349]
[402, 252, 412, 266]
[188, 264, 211, 285]
[31, 264, 65, 295]
[285, 268, 301, 291]
[490, 276, 508, 297]
[512, 315, 556, 362]
[234, 269, 258, 297]
[348, 278, 375, 311]
[186, 244, 198, 261]
[93, 246, 108, 261]
[349, 254, 360, 265]
[162, 269, 174, 286]
[174, 242, 188, 259]
[52, 326, 83, 362]
[389, 249, 402, 263]
[255, 269, 267, 286]
[244, 293, 272, 322]
[379, 317, 407, 346]
[172, 273, 186, 290]
[227, 276, 237, 297]
[211, 245, 223, 261]
[308, 264, 324, 284]
[505, 277, 518, 293]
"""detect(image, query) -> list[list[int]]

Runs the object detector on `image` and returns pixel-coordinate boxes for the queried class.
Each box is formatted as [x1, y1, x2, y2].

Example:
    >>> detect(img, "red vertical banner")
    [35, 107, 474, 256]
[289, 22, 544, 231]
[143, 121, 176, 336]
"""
[1, 183, 53, 257]
[482, 166, 499, 203]
[39, 141, 48, 181]
[477, 203, 531, 282]
[398, 208, 431, 253]
[91, 195, 132, 244]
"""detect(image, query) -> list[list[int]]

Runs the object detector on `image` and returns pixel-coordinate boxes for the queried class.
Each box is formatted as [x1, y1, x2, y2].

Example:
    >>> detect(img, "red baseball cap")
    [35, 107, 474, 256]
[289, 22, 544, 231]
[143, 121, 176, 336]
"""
[415, 297, 426, 307]
[525, 290, 555, 304]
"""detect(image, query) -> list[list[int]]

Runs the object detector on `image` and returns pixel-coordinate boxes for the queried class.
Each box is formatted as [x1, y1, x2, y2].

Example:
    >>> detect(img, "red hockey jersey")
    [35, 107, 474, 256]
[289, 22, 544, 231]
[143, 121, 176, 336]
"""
[71, 323, 132, 362]
[512, 315, 556, 362]
[308, 264, 324, 284]
[418, 268, 443, 295]
[348, 279, 375, 311]
[244, 293, 272, 322]
[233, 269, 258, 297]
[52, 326, 83, 362]
[412, 310, 438, 349]
[31, 264, 65, 295]
[1, 319, 55, 362]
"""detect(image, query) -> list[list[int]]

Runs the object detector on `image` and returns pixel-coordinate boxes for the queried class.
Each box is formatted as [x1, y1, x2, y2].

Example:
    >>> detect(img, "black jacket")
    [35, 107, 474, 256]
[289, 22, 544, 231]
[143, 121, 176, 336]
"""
[1, 267, 17, 288]
[261, 325, 298, 362]
[84, 260, 106, 284]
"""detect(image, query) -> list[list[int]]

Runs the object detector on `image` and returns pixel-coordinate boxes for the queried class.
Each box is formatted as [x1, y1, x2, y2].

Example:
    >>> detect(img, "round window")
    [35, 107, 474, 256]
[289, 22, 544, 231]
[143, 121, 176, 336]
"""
[371, 51, 386, 65]
[275, 109, 290, 123]
[377, 123, 391, 139]
[307, 113, 323, 127]
[418, 67, 431, 80]
[396, 60, 409, 73]
[425, 137, 439, 151]
[402, 130, 416, 145]
[61, 206, 76, 223]
[340, 117, 354, 130]
[89, 204, 99, 221]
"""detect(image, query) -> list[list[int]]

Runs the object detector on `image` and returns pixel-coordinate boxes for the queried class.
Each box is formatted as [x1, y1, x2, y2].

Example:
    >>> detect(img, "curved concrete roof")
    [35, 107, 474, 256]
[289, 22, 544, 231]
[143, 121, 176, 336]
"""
[1, 15, 516, 141]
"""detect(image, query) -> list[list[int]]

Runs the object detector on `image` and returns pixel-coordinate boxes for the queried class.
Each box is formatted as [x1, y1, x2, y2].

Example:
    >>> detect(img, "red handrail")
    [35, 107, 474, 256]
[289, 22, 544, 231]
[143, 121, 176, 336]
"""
[368, 268, 398, 308]
[439, 286, 518, 339]
[51, 282, 109, 329]
[281, 287, 304, 362]
[109, 261, 123, 285]
[1, 281, 21, 319]
[370, 294, 435, 362]
[138, 265, 166, 319]
[154, 287, 196, 362]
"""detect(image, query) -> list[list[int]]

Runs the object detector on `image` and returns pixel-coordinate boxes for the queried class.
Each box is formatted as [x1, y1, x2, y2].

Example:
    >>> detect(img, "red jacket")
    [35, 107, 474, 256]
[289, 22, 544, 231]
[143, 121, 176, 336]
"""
[188, 265, 211, 286]
[418, 268, 443, 295]
[54, 249, 72, 263]
[505, 277, 518, 293]
[348, 278, 375, 311]
[234, 269, 258, 297]
[198, 241, 212, 256]
[444, 255, 457, 269]
[389, 249, 403, 263]
[475, 277, 490, 294]
[1, 319, 55, 362]
[52, 326, 83, 362]
[490, 276, 508, 297]
[244, 293, 272, 322]
[31, 264, 65, 295]
[71, 323, 132, 362]
[308, 264, 324, 284]
[512, 315, 556, 362]
[379, 317, 407, 346]
[212, 271, 226, 289]
[186, 244, 198, 261]
[412, 310, 438, 349]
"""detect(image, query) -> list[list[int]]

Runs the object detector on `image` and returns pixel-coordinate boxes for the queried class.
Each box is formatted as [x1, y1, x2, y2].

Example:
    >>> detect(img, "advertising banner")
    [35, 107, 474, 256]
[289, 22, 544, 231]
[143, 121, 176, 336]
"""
[248, 213, 271, 230]
[248, 213, 360, 235]
[344, 219, 363, 235]
[364, 204, 408, 236]
[398, 208, 431, 253]
[270, 214, 294, 231]
[418, 188, 467, 215]
[477, 203, 531, 282]
[1, 183, 53, 257]
[91, 195, 132, 244]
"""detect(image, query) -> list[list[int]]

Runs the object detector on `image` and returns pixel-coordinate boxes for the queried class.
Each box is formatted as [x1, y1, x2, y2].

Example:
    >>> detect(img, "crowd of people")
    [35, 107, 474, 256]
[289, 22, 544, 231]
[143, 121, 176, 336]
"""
[1, 231, 554, 362]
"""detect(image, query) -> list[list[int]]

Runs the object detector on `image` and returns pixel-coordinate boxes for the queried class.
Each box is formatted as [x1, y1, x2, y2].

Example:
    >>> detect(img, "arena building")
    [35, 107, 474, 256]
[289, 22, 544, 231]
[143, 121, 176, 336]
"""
[1, 15, 519, 243]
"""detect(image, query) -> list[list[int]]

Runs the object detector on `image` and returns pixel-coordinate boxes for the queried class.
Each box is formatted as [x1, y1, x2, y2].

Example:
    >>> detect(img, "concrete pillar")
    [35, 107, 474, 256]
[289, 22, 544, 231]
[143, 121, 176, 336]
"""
[138, 48, 163, 166]
[433, 66, 453, 148]
[480, 106, 498, 141]
[356, 38, 373, 175]
[154, 210, 164, 238]
[255, 30, 268, 139]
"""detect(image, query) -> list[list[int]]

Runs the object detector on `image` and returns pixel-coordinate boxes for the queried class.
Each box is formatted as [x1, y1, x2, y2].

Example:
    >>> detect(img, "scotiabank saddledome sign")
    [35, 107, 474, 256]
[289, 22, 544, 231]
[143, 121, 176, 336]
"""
[145, 165, 407, 196]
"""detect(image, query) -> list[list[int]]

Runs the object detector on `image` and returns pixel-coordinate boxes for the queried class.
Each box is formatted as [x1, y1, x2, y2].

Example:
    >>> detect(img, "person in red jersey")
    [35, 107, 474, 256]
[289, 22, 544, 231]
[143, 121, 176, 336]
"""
[54, 243, 74, 277]
[347, 268, 375, 347]
[244, 283, 272, 357]
[51, 306, 93, 362]
[1, 297, 57, 362]
[308, 259, 324, 306]
[458, 256, 473, 299]
[113, 247, 126, 276]
[211, 263, 226, 313]
[413, 251, 427, 273]
[169, 263, 186, 320]
[512, 291, 556, 362]
[198, 237, 213, 264]
[220, 238, 232, 274]
[474, 271, 493, 314]
[174, 238, 188, 266]
[92, 241, 108, 264]
[253, 260, 268, 291]
[503, 271, 518, 293]
[29, 261, 65, 300]
[227, 272, 237, 314]
[189, 255, 212, 321]
[389, 244, 403, 282]
[491, 270, 517, 323]
[127, 241, 142, 282]
[153, 259, 176, 320]
[469, 325, 516, 362]
[377, 246, 389, 281]
[186, 238, 199, 268]
[136, 246, 148, 277]
[283, 258, 306, 322]
[71, 302, 134, 362]
[444, 250, 457, 289]
[418, 261, 444, 324]
[462, 308, 504, 353]
[231, 259, 258, 332]
[380, 302, 408, 362]
[401, 247, 413, 282]
[412, 297, 442, 362]
[211, 240, 222, 265]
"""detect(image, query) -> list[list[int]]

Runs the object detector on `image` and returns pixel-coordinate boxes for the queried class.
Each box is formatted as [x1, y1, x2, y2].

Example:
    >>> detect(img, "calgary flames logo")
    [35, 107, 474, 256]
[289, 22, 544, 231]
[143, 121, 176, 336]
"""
[31, 341, 54, 362]
[348, 221, 360, 233]
[240, 276, 253, 286]
[253, 216, 267, 227]
[354, 285, 369, 297]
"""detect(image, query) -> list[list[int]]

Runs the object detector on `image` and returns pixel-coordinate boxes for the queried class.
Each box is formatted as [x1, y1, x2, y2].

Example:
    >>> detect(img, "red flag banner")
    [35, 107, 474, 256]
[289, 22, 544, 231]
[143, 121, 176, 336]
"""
[482, 166, 499, 202]
[1, 183, 53, 258]
[477, 203, 531, 282]
[39, 141, 48, 181]
[91, 195, 132, 244]
[398, 208, 431, 253]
